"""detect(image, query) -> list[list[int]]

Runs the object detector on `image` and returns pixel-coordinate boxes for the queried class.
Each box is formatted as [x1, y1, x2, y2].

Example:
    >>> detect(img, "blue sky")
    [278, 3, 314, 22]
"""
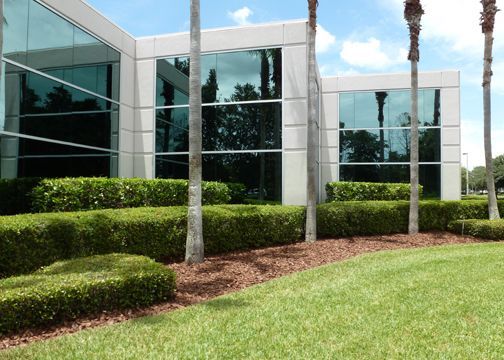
[87, 0, 504, 169]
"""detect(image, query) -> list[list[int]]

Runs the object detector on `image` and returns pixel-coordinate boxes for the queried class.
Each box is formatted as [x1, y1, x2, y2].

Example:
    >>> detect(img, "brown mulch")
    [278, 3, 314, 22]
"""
[0, 232, 482, 350]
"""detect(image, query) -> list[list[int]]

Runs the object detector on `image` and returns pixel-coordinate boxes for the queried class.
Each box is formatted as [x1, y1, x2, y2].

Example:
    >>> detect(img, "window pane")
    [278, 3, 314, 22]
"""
[4, 63, 118, 150]
[0, 134, 116, 178]
[421, 89, 441, 126]
[339, 93, 355, 129]
[156, 152, 283, 202]
[339, 164, 441, 198]
[354, 92, 383, 128]
[340, 128, 441, 163]
[156, 103, 282, 153]
[4, 0, 120, 101]
[388, 91, 411, 127]
[156, 48, 282, 106]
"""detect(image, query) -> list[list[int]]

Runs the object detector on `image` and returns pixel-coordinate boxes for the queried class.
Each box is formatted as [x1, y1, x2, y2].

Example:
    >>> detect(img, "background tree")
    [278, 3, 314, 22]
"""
[493, 154, 504, 190]
[186, 0, 204, 264]
[404, 0, 424, 235]
[306, 0, 318, 243]
[461, 167, 469, 194]
[471, 166, 488, 193]
[481, 0, 500, 219]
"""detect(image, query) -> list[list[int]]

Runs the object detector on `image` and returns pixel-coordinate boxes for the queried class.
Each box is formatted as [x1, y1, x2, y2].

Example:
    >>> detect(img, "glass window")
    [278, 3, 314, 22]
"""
[339, 164, 441, 198]
[156, 152, 282, 202]
[0, 134, 117, 178]
[339, 93, 355, 129]
[354, 92, 382, 128]
[156, 103, 282, 153]
[156, 48, 282, 106]
[4, 0, 120, 101]
[388, 91, 411, 127]
[421, 89, 441, 126]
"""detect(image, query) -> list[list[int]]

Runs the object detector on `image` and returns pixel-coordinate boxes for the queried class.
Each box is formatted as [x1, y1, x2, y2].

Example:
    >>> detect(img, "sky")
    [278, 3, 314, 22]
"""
[86, 0, 504, 170]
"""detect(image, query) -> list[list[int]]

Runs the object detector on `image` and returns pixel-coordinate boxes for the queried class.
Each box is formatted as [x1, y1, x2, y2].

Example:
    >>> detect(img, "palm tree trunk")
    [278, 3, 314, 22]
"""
[186, 0, 204, 264]
[409, 59, 419, 234]
[483, 30, 500, 219]
[305, 0, 318, 243]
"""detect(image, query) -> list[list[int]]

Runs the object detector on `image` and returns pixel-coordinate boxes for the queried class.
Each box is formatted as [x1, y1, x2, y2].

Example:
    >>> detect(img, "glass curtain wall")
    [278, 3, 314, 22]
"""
[339, 89, 442, 198]
[155, 48, 283, 203]
[1, 0, 120, 179]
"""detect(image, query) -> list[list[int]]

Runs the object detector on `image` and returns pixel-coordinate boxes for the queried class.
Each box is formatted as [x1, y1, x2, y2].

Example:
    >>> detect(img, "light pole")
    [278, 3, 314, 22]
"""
[462, 152, 469, 195]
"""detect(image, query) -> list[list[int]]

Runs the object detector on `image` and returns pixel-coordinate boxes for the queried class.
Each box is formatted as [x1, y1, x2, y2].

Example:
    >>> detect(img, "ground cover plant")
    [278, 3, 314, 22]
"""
[3, 243, 503, 359]
[0, 254, 176, 335]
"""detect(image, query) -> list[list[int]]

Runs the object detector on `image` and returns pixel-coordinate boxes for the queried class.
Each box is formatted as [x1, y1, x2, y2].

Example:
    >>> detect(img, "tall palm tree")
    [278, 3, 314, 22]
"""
[186, 0, 204, 264]
[481, 0, 500, 220]
[306, 0, 318, 243]
[375, 92, 388, 162]
[404, 0, 424, 235]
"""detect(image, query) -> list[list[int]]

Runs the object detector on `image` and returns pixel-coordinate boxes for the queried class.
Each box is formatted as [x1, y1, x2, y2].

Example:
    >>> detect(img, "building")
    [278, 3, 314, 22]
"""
[0, 0, 461, 204]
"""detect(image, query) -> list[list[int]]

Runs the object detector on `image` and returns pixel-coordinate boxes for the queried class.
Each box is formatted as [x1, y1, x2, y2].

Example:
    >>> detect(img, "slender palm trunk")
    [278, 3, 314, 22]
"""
[483, 30, 500, 219]
[305, 0, 318, 243]
[409, 59, 419, 234]
[1, 0, 3, 93]
[186, 0, 204, 264]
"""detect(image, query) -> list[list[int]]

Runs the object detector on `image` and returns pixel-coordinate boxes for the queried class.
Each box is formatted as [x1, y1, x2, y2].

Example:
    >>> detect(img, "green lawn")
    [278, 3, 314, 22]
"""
[4, 243, 504, 359]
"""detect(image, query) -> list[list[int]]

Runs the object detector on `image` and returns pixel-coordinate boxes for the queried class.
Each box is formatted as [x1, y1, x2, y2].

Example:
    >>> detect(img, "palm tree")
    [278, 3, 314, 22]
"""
[404, 0, 424, 235]
[305, 0, 318, 243]
[375, 92, 388, 162]
[481, 0, 500, 220]
[186, 0, 204, 264]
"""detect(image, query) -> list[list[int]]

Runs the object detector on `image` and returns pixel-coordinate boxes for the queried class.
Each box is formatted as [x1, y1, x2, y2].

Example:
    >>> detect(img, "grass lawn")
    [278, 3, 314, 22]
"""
[3, 243, 504, 359]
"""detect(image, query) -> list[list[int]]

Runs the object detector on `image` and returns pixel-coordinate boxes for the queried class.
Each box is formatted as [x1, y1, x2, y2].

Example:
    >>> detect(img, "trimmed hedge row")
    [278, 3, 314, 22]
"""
[449, 219, 504, 240]
[0, 254, 175, 335]
[325, 182, 423, 202]
[31, 178, 231, 212]
[317, 200, 504, 237]
[0, 205, 305, 278]
[0, 178, 42, 215]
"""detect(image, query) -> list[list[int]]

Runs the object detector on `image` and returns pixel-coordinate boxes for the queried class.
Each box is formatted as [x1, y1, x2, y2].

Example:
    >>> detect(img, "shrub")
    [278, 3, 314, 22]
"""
[317, 200, 504, 237]
[225, 183, 247, 204]
[0, 254, 175, 335]
[325, 182, 423, 202]
[0, 178, 42, 215]
[31, 177, 230, 212]
[448, 219, 504, 240]
[0, 205, 305, 278]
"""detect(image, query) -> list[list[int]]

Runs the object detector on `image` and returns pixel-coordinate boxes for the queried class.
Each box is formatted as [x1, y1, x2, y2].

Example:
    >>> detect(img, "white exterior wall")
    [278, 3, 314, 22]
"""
[321, 71, 462, 201]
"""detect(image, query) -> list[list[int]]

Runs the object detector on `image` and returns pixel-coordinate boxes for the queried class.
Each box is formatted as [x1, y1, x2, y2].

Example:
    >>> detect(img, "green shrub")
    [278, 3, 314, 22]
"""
[0, 205, 305, 278]
[448, 219, 504, 240]
[0, 254, 175, 335]
[225, 183, 247, 204]
[31, 178, 230, 212]
[325, 182, 423, 202]
[0, 178, 42, 215]
[318, 200, 504, 237]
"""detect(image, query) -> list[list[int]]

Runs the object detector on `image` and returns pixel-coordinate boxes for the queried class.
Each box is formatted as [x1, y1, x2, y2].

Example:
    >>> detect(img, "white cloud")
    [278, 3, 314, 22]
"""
[316, 24, 336, 54]
[228, 7, 253, 26]
[340, 37, 408, 69]
[462, 119, 504, 169]
[380, 0, 504, 56]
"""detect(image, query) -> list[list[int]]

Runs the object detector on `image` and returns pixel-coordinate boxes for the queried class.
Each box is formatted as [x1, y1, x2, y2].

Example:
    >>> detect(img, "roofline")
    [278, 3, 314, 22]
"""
[80, 0, 136, 40]
[322, 70, 460, 79]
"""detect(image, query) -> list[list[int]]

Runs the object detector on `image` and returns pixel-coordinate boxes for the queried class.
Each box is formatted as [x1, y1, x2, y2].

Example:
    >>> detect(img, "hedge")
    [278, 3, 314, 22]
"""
[31, 178, 231, 212]
[448, 219, 504, 240]
[317, 200, 504, 237]
[0, 205, 305, 278]
[0, 178, 42, 215]
[0, 254, 175, 335]
[325, 182, 423, 202]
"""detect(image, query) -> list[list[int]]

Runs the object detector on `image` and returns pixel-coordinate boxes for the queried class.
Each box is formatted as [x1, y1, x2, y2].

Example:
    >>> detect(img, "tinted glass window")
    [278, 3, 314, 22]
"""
[156, 152, 282, 202]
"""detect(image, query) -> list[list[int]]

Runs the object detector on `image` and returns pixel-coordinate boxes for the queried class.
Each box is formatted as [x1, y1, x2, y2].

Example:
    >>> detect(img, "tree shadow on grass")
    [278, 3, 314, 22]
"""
[202, 297, 250, 310]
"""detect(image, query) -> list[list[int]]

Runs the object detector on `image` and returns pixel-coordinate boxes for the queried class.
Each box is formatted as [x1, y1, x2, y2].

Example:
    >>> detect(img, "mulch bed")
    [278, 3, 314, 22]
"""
[0, 232, 482, 350]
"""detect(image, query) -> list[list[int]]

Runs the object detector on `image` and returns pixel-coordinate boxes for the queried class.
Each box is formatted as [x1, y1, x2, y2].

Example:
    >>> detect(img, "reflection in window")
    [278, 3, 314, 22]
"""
[340, 128, 440, 163]
[156, 103, 282, 153]
[340, 164, 441, 198]
[156, 48, 282, 106]
[3, 63, 118, 150]
[156, 152, 282, 202]
[339, 89, 441, 129]
[4, 0, 120, 101]
[0, 134, 117, 178]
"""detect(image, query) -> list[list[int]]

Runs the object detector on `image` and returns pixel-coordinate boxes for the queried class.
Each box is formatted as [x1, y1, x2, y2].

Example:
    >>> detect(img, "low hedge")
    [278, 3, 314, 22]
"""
[0, 178, 42, 215]
[0, 254, 175, 335]
[448, 219, 504, 240]
[31, 178, 231, 212]
[317, 200, 504, 237]
[0, 205, 305, 278]
[325, 182, 423, 202]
